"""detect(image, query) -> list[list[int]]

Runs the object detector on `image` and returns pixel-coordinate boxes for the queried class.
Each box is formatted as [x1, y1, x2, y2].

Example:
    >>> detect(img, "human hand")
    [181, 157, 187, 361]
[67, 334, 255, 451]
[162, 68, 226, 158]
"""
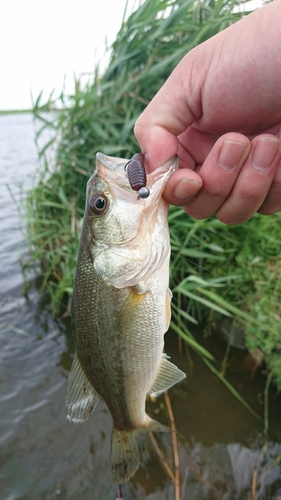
[134, 1, 281, 225]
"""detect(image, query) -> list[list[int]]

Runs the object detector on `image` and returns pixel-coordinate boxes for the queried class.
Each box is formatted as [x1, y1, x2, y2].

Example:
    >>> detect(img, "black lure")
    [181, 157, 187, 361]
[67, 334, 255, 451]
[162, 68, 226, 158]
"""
[125, 153, 150, 199]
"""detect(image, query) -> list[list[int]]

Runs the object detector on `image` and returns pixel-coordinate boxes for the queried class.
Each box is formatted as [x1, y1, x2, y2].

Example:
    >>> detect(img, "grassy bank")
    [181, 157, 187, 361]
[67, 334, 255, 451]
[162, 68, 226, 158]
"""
[26, 0, 281, 396]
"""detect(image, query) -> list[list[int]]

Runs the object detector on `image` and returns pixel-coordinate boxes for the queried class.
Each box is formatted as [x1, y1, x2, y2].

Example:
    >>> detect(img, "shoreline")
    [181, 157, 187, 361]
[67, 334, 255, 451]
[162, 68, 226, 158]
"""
[0, 109, 32, 115]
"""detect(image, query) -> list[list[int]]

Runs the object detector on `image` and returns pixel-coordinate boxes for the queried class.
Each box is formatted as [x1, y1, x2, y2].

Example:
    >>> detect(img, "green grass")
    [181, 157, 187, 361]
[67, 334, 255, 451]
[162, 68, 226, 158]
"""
[168, 207, 281, 389]
[25, 0, 281, 421]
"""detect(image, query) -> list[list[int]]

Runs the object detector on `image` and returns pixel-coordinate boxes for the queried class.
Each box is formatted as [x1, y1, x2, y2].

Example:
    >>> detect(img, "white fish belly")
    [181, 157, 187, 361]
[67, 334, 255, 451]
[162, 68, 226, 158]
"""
[117, 255, 171, 428]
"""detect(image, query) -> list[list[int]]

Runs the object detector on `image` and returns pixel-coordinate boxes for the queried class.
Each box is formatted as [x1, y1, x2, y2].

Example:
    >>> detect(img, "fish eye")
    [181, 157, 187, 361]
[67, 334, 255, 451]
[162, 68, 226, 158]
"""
[88, 192, 108, 215]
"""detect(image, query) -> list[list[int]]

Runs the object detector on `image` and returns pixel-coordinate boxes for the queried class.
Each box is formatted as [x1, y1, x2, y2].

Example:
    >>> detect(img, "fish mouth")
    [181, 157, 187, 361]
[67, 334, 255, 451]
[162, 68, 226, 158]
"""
[96, 152, 178, 174]
[96, 153, 129, 186]
[96, 152, 179, 197]
[97, 152, 128, 172]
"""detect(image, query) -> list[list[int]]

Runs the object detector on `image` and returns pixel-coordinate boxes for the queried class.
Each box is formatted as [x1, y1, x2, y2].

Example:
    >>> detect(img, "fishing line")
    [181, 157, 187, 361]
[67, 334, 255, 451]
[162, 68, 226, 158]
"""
[116, 483, 124, 499]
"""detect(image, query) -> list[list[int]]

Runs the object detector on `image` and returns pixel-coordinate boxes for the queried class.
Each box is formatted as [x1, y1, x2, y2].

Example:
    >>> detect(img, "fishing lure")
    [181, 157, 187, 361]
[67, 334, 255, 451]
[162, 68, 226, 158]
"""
[125, 153, 150, 199]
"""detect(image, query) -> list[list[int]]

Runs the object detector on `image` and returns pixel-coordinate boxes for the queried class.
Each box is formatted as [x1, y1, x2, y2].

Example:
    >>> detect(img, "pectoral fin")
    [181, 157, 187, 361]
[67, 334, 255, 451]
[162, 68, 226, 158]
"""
[65, 351, 100, 423]
[115, 286, 148, 334]
[148, 354, 186, 398]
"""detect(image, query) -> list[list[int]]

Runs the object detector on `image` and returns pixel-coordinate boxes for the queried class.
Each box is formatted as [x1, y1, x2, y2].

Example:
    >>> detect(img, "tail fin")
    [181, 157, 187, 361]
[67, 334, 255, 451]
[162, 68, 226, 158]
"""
[111, 428, 140, 484]
[111, 418, 170, 484]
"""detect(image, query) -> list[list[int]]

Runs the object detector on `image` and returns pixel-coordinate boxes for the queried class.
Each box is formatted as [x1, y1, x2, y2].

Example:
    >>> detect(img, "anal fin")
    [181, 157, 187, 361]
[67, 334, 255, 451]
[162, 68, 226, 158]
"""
[65, 351, 100, 423]
[148, 354, 186, 398]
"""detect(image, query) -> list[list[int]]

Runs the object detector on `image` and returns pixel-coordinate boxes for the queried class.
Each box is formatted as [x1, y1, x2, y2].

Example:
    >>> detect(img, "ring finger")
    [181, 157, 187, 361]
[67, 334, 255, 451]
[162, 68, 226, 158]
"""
[217, 135, 281, 224]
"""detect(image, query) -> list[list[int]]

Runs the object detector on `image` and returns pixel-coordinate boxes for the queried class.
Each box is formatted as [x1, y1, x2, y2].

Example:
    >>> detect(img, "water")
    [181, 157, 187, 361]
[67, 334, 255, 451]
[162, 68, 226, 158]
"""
[0, 113, 281, 500]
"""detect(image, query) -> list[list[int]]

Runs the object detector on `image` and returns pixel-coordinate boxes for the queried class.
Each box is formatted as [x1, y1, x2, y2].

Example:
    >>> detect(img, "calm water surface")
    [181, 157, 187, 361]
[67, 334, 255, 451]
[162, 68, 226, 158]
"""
[0, 113, 281, 500]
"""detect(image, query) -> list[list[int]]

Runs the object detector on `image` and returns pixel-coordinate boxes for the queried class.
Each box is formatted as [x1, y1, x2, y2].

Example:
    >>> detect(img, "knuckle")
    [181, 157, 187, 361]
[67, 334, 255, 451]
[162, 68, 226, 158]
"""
[259, 199, 281, 215]
[271, 177, 281, 193]
[216, 212, 239, 225]
[183, 206, 209, 220]
[258, 206, 277, 216]
[258, 180, 281, 214]
[133, 120, 142, 139]
[238, 185, 262, 202]
[203, 182, 229, 199]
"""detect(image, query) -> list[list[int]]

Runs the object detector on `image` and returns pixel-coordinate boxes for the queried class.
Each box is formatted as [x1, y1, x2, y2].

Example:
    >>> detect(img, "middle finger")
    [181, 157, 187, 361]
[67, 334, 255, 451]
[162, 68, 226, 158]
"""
[181, 133, 251, 219]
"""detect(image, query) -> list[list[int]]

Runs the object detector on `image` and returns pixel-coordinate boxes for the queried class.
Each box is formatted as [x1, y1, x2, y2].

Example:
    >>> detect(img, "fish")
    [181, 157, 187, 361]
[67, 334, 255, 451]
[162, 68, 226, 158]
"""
[65, 152, 186, 484]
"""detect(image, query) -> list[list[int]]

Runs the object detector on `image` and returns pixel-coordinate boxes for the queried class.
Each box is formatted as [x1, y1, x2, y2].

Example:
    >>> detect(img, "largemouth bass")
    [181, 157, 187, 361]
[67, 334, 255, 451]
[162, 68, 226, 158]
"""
[65, 152, 186, 484]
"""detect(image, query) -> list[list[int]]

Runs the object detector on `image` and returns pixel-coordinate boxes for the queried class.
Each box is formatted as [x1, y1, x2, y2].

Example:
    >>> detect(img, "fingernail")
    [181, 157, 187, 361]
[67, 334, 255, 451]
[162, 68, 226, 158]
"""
[251, 138, 280, 171]
[218, 140, 248, 171]
[173, 178, 202, 200]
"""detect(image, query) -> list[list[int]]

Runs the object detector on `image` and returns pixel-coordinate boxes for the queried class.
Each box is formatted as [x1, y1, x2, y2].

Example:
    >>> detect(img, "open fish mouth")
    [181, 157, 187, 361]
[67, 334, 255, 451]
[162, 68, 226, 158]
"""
[95, 152, 179, 200]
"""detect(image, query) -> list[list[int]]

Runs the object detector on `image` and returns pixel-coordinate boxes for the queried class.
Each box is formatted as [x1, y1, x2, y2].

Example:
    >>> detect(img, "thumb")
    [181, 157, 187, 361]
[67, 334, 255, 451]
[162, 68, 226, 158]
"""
[134, 52, 202, 170]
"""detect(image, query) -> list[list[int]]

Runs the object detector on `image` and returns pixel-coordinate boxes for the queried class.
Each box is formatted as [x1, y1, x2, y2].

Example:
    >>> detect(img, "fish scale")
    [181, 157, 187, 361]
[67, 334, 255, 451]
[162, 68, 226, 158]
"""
[65, 152, 186, 484]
